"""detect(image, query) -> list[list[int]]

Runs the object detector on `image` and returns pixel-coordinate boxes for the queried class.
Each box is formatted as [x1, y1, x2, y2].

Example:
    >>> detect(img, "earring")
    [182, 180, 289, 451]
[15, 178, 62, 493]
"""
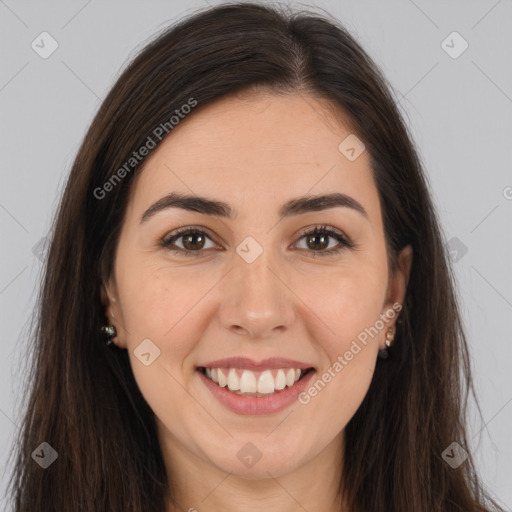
[377, 327, 395, 360]
[101, 325, 118, 346]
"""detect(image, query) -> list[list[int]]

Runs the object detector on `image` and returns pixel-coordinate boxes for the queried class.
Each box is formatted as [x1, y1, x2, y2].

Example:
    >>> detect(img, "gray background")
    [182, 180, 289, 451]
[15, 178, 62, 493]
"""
[1, 0, 511, 509]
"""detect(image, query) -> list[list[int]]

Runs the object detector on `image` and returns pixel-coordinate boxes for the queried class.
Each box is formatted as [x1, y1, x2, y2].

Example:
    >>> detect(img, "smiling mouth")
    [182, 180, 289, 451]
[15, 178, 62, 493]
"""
[198, 366, 315, 397]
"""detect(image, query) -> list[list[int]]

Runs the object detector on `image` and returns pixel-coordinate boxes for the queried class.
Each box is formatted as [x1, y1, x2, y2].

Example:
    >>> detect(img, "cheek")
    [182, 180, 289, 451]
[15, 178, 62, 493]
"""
[291, 259, 387, 413]
[117, 256, 211, 349]
[294, 261, 387, 346]
[115, 263, 210, 427]
[297, 276, 383, 432]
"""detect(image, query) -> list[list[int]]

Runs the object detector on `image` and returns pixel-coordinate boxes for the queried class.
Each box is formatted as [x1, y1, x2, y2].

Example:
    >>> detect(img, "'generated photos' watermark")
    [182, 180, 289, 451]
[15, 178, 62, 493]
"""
[94, 98, 198, 200]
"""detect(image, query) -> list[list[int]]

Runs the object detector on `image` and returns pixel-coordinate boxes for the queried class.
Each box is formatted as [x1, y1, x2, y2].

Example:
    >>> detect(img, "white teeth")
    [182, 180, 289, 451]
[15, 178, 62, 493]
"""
[203, 366, 307, 395]
[227, 368, 240, 391]
[257, 370, 275, 394]
[218, 368, 228, 388]
[275, 369, 286, 390]
[240, 370, 257, 393]
[285, 368, 296, 387]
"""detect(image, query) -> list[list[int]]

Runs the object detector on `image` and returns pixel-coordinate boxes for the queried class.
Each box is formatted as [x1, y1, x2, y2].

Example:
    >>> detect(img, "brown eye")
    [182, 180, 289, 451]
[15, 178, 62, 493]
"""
[181, 231, 206, 251]
[161, 228, 217, 256]
[295, 225, 354, 256]
[161, 224, 355, 258]
[305, 232, 330, 251]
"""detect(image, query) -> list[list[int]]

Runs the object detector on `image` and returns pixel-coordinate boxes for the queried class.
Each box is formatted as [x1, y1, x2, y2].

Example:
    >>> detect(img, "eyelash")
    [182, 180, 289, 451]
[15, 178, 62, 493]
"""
[160, 224, 355, 258]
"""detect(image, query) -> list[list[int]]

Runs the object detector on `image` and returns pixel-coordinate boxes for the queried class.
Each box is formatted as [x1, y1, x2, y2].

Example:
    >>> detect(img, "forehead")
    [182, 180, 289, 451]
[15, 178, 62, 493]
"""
[128, 91, 380, 221]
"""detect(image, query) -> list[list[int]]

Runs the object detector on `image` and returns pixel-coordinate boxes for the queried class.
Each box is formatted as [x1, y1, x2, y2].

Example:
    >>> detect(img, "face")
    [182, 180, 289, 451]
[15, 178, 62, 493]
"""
[103, 91, 412, 482]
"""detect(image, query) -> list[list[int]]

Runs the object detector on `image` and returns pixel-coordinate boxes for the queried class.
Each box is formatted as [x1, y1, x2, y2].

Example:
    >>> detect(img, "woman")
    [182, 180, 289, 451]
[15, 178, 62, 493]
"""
[7, 2, 504, 511]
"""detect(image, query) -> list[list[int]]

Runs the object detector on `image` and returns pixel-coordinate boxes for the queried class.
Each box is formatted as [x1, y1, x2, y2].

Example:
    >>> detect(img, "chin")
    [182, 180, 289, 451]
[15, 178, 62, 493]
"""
[204, 434, 308, 479]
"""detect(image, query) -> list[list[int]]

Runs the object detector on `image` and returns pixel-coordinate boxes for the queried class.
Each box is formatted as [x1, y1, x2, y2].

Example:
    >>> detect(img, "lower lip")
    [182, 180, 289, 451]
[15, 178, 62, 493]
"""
[197, 368, 316, 415]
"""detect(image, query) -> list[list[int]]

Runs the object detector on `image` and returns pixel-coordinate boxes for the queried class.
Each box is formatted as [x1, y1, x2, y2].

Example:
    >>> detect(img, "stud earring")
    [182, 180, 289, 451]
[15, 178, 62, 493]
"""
[101, 325, 118, 346]
[377, 327, 395, 360]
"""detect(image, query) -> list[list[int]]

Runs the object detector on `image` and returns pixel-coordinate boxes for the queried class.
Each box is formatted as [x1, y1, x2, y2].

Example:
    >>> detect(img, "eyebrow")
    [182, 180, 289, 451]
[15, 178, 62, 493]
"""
[140, 191, 369, 223]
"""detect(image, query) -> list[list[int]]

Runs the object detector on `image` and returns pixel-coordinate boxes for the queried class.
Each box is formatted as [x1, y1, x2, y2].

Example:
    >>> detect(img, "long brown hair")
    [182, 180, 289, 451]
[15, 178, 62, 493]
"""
[7, 2, 504, 511]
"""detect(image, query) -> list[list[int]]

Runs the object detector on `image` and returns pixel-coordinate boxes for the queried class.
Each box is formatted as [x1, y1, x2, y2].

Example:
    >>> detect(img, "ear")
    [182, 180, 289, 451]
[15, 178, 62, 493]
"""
[101, 279, 115, 322]
[379, 244, 413, 348]
[101, 277, 126, 348]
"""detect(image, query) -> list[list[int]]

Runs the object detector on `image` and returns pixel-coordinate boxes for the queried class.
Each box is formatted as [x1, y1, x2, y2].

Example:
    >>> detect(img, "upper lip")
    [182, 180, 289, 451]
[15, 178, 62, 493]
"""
[197, 357, 315, 371]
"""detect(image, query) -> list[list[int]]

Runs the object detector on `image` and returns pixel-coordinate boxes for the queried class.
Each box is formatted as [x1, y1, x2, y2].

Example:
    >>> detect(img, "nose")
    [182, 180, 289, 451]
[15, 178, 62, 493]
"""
[218, 250, 296, 340]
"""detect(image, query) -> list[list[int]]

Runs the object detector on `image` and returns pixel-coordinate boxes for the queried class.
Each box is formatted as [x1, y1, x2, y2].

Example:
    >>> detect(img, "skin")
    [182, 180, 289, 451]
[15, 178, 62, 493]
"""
[102, 90, 413, 512]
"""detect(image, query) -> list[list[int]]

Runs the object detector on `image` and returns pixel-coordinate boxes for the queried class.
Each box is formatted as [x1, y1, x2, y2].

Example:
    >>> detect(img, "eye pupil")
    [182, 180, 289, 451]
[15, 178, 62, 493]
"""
[307, 234, 328, 251]
[183, 232, 205, 250]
